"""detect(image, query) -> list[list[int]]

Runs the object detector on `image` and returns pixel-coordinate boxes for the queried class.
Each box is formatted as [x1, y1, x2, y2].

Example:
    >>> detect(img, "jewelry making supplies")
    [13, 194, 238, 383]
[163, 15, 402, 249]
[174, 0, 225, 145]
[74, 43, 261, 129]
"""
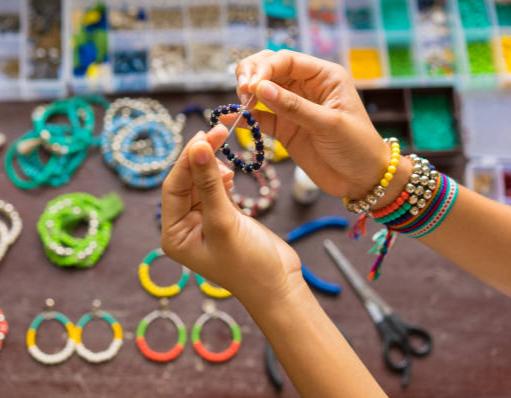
[136, 299, 187, 363]
[0, 200, 22, 261]
[101, 98, 184, 189]
[210, 103, 265, 173]
[4, 95, 109, 190]
[37, 192, 123, 268]
[192, 300, 242, 363]
[0, 309, 8, 350]
[75, 300, 123, 364]
[231, 152, 280, 217]
[26, 299, 76, 365]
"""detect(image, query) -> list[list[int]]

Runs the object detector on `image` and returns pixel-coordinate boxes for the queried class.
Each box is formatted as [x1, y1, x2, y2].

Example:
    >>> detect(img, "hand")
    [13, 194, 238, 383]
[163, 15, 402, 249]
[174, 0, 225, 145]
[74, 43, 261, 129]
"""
[233, 50, 411, 204]
[161, 126, 303, 309]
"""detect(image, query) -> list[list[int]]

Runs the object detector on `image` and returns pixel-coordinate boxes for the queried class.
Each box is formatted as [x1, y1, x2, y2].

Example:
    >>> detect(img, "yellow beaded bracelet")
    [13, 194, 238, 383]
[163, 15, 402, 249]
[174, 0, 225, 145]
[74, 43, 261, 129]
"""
[344, 137, 401, 214]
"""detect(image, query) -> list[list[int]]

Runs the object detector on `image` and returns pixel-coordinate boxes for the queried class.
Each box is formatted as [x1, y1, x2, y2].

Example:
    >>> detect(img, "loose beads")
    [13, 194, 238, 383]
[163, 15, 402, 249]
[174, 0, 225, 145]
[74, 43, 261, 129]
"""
[37, 193, 123, 268]
[231, 152, 280, 217]
[0, 200, 22, 261]
[138, 248, 191, 298]
[192, 301, 242, 363]
[26, 299, 76, 365]
[0, 309, 8, 350]
[101, 98, 184, 189]
[4, 96, 109, 190]
[136, 299, 187, 363]
[194, 274, 231, 299]
[344, 138, 401, 214]
[209, 104, 265, 173]
[75, 300, 123, 364]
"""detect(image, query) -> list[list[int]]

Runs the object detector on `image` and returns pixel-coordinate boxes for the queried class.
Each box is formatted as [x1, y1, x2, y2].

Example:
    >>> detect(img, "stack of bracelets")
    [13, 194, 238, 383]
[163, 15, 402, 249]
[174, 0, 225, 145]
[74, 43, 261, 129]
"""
[0, 200, 22, 262]
[231, 152, 280, 217]
[101, 97, 184, 189]
[344, 138, 459, 280]
[37, 192, 124, 268]
[4, 96, 109, 190]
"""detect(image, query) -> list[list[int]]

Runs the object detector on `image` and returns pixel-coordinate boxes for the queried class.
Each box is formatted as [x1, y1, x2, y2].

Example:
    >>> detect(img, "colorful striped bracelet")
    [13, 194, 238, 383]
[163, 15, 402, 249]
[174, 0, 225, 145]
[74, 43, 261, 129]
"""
[192, 301, 242, 363]
[26, 299, 76, 365]
[75, 300, 123, 364]
[136, 300, 187, 363]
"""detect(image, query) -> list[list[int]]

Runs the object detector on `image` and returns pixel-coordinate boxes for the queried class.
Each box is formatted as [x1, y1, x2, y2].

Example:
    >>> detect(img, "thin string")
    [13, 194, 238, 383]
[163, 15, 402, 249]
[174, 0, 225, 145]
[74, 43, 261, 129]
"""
[169, 94, 255, 168]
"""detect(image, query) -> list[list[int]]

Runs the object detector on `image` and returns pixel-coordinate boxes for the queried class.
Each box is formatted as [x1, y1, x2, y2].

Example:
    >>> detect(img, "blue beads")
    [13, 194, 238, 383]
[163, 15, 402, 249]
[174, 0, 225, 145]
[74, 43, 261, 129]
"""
[209, 103, 265, 174]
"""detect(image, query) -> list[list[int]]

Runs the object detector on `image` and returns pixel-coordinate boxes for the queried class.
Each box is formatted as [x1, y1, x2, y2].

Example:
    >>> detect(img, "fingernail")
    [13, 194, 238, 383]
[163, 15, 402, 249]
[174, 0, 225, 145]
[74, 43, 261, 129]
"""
[238, 74, 248, 86]
[259, 80, 278, 101]
[249, 74, 261, 88]
[193, 144, 211, 165]
[240, 93, 249, 105]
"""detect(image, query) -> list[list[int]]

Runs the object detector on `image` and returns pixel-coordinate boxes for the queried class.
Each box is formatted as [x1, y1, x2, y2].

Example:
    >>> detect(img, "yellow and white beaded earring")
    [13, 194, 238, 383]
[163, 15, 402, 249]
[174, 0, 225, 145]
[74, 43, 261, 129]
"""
[26, 299, 76, 365]
[74, 300, 123, 364]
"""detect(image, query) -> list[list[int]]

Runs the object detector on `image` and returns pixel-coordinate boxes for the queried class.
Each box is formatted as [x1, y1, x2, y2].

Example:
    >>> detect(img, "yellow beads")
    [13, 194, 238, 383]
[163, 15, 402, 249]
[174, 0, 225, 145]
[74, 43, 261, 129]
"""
[382, 140, 401, 187]
[502, 36, 511, 73]
[349, 48, 383, 80]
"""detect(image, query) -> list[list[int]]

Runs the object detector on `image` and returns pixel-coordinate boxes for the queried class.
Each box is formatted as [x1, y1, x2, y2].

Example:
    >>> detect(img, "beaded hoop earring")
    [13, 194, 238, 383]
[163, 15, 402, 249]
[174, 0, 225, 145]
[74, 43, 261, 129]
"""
[138, 248, 191, 298]
[136, 299, 187, 363]
[194, 274, 231, 299]
[209, 104, 264, 173]
[231, 152, 280, 217]
[75, 300, 123, 364]
[26, 299, 75, 365]
[0, 308, 8, 350]
[192, 301, 242, 363]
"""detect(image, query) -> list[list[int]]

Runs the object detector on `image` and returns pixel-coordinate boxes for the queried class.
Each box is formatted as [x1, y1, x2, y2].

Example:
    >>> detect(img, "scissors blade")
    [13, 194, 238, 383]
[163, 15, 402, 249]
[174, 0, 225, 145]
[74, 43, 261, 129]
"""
[323, 239, 393, 315]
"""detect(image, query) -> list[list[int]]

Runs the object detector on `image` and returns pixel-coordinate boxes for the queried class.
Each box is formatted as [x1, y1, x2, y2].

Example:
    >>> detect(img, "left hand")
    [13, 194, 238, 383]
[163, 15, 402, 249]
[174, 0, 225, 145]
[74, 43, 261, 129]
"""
[160, 126, 304, 310]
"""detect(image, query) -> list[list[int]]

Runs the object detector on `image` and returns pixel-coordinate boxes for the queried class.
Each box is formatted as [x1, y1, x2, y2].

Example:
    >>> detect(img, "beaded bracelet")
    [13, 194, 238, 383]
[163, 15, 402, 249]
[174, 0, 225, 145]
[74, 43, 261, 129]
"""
[210, 104, 265, 173]
[0, 200, 22, 261]
[231, 152, 280, 217]
[75, 300, 123, 364]
[5, 96, 109, 190]
[136, 299, 187, 363]
[37, 193, 123, 268]
[0, 309, 8, 350]
[101, 98, 184, 189]
[192, 301, 242, 363]
[26, 299, 76, 365]
[344, 138, 401, 214]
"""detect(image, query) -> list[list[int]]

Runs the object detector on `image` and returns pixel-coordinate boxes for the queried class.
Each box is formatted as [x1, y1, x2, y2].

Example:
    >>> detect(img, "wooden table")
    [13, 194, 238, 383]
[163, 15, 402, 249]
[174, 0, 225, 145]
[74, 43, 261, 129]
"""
[0, 93, 509, 398]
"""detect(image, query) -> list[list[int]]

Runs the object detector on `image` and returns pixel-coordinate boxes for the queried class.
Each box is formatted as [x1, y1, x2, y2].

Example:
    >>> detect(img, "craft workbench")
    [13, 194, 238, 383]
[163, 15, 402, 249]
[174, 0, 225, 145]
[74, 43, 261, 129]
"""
[0, 92, 510, 398]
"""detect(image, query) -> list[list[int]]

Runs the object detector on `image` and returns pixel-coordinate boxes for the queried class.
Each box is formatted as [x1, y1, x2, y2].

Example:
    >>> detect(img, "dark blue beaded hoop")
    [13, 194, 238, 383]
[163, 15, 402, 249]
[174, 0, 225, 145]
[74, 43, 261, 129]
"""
[209, 104, 265, 173]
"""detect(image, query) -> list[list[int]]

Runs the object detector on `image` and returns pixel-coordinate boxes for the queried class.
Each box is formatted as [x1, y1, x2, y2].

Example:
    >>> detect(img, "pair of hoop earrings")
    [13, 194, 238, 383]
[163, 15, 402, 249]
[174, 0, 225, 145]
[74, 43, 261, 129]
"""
[136, 299, 241, 364]
[138, 248, 231, 299]
[26, 299, 123, 365]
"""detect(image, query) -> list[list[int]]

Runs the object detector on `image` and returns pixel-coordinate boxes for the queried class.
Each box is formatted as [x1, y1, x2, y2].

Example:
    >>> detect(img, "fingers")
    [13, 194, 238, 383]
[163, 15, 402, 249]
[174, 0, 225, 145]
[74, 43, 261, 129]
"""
[188, 140, 235, 230]
[255, 80, 337, 133]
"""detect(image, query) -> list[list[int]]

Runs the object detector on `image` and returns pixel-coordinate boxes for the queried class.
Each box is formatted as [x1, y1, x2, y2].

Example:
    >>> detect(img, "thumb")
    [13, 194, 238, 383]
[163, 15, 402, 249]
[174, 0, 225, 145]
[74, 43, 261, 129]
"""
[188, 140, 233, 224]
[255, 80, 333, 131]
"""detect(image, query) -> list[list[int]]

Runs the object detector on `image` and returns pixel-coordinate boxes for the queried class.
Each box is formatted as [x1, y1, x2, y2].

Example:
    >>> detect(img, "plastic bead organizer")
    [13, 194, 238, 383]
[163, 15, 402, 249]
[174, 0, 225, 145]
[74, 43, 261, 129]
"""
[1, 0, 511, 100]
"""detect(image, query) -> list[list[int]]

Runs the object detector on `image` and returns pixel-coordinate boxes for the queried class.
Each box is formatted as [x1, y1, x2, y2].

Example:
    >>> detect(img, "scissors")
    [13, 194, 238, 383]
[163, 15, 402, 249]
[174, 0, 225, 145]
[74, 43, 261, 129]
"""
[323, 239, 433, 387]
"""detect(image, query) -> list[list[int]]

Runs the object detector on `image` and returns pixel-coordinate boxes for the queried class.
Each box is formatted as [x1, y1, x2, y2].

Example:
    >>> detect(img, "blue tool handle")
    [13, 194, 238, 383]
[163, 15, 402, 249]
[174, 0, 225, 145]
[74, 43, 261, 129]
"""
[286, 216, 349, 243]
[302, 264, 342, 295]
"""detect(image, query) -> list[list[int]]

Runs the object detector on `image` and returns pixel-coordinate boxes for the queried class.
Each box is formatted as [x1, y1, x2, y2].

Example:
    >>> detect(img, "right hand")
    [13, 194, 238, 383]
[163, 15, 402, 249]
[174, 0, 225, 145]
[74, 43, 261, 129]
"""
[232, 50, 411, 202]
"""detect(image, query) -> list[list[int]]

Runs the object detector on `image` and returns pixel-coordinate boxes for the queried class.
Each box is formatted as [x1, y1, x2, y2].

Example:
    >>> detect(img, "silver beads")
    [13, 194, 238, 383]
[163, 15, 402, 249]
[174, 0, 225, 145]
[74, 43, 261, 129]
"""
[0, 200, 22, 261]
[406, 183, 415, 194]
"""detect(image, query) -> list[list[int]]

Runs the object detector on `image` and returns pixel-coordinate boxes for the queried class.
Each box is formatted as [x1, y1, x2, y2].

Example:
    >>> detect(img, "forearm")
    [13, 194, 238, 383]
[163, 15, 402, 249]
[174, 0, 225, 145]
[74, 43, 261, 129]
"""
[420, 185, 511, 295]
[245, 280, 387, 398]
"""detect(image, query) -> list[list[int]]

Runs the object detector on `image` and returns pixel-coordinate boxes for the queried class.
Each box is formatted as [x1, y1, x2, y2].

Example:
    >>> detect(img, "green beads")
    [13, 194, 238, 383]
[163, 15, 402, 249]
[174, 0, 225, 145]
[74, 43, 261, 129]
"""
[381, 0, 411, 31]
[388, 45, 415, 77]
[4, 96, 109, 190]
[458, 0, 490, 29]
[37, 192, 123, 268]
[496, 2, 511, 26]
[411, 93, 458, 151]
[467, 40, 496, 75]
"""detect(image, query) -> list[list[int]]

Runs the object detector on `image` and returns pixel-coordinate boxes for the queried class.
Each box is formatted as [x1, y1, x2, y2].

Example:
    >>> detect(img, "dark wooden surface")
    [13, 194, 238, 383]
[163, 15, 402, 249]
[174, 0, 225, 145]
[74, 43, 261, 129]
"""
[0, 93, 510, 398]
